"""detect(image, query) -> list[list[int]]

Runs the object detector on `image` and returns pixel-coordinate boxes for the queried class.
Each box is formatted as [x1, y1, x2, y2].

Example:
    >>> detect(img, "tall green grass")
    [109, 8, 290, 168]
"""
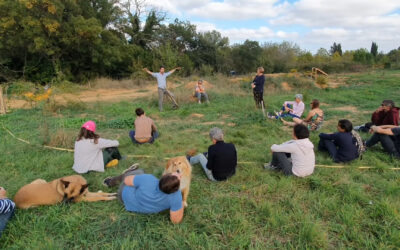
[0, 70, 399, 249]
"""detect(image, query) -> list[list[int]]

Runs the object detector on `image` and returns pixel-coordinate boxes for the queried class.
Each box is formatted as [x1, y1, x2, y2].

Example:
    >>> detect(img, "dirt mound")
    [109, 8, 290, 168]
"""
[281, 82, 292, 91]
[184, 80, 213, 90]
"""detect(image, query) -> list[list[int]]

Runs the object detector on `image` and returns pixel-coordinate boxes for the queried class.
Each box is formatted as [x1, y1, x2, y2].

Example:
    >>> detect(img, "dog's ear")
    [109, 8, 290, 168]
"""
[60, 180, 70, 188]
[80, 184, 89, 194]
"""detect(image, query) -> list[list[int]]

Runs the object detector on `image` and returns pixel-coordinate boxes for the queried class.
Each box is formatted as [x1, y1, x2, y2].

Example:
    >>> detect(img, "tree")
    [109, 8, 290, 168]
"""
[370, 42, 378, 57]
[330, 42, 342, 56]
[231, 40, 262, 74]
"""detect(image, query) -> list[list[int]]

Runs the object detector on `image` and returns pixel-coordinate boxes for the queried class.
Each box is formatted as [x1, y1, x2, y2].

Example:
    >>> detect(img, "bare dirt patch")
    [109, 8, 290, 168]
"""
[281, 82, 292, 91]
[190, 113, 204, 118]
[202, 121, 225, 126]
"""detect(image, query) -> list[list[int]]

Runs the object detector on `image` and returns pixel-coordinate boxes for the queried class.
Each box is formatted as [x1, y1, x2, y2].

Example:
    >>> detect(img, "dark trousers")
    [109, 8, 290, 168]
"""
[105, 169, 145, 203]
[318, 138, 339, 162]
[103, 147, 122, 165]
[271, 152, 293, 176]
[253, 90, 264, 108]
[129, 130, 159, 144]
[366, 133, 400, 157]
[0, 209, 14, 238]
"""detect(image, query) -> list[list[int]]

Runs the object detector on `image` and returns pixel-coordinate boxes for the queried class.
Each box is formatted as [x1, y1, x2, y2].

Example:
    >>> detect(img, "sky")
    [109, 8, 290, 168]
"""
[143, 0, 400, 53]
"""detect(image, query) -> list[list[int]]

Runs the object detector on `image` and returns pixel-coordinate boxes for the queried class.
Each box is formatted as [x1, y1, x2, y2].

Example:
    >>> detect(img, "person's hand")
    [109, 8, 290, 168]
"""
[0, 187, 7, 199]
[370, 125, 378, 133]
[143, 68, 148, 71]
[175, 67, 182, 70]
[251, 83, 255, 88]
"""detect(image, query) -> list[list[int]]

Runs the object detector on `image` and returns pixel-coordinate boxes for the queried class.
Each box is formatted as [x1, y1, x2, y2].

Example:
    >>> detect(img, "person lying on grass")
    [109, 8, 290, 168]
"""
[365, 125, 400, 159]
[103, 166, 184, 224]
[129, 108, 159, 144]
[268, 94, 305, 119]
[318, 119, 359, 163]
[355, 100, 399, 132]
[187, 127, 237, 181]
[0, 186, 15, 238]
[281, 99, 324, 131]
[72, 121, 122, 174]
[264, 124, 315, 177]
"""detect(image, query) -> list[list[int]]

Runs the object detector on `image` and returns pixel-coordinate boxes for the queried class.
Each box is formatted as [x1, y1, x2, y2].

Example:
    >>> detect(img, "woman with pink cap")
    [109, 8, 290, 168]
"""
[72, 121, 122, 174]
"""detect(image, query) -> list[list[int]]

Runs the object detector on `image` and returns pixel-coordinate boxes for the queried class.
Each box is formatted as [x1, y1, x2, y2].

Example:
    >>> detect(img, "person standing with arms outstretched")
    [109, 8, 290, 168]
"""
[143, 66, 181, 112]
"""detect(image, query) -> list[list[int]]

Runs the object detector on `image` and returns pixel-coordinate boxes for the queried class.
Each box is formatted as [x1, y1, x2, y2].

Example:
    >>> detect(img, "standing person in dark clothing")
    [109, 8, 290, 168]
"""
[318, 119, 359, 163]
[355, 100, 399, 132]
[251, 67, 265, 109]
[187, 127, 237, 181]
[365, 125, 400, 159]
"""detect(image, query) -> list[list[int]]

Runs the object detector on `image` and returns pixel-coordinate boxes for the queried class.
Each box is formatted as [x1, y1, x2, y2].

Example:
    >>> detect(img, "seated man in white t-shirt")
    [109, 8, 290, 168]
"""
[264, 124, 315, 177]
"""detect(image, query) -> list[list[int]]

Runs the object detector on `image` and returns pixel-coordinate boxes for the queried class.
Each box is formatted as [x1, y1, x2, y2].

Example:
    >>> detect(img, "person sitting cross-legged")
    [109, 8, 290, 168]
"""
[264, 124, 315, 177]
[365, 125, 400, 159]
[129, 108, 159, 144]
[103, 166, 184, 224]
[187, 127, 237, 181]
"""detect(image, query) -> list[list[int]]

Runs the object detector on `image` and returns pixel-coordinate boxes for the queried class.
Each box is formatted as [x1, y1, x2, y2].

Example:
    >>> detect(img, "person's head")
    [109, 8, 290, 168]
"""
[295, 94, 303, 103]
[198, 79, 203, 85]
[337, 119, 353, 132]
[160, 66, 165, 73]
[209, 127, 224, 143]
[310, 99, 320, 109]
[257, 67, 264, 74]
[159, 173, 180, 194]
[381, 100, 395, 112]
[0, 187, 6, 197]
[293, 124, 309, 139]
[77, 121, 99, 143]
[135, 107, 145, 116]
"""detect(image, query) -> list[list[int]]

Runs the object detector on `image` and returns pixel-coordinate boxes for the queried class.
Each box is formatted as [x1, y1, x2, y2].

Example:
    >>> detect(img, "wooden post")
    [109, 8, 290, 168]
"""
[0, 86, 6, 115]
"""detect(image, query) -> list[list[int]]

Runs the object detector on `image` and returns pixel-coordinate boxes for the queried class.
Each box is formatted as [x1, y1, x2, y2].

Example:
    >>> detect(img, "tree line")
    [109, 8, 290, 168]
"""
[0, 0, 399, 84]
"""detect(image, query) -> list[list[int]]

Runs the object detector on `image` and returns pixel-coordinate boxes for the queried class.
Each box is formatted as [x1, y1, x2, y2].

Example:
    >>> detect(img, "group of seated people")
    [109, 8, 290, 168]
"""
[1, 99, 399, 234]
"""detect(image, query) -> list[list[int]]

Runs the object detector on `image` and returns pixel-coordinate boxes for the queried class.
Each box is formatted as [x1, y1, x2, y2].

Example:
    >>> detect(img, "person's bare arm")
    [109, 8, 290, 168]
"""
[124, 176, 136, 186]
[143, 68, 153, 75]
[169, 67, 181, 74]
[379, 125, 397, 129]
[0, 187, 7, 199]
[304, 110, 315, 122]
[371, 126, 395, 135]
[170, 205, 184, 224]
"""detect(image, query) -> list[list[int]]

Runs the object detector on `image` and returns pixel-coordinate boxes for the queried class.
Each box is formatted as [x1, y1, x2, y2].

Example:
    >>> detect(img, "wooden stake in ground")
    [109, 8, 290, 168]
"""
[261, 100, 266, 118]
[0, 86, 6, 115]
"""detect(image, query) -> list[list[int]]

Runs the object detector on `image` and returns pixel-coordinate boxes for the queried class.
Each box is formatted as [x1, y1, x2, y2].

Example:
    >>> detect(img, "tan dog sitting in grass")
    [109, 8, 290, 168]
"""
[14, 175, 117, 209]
[164, 156, 192, 207]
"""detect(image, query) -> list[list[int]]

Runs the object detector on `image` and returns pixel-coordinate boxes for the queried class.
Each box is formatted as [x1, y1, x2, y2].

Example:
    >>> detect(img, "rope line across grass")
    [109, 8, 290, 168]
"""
[2, 123, 399, 170]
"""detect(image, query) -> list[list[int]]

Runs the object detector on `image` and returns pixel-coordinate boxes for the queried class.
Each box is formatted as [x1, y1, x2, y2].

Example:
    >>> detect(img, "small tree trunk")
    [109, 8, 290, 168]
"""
[0, 86, 6, 115]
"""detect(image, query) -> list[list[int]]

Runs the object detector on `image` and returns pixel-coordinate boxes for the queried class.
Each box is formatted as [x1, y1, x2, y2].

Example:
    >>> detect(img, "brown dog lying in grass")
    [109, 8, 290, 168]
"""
[14, 175, 117, 209]
[163, 156, 192, 207]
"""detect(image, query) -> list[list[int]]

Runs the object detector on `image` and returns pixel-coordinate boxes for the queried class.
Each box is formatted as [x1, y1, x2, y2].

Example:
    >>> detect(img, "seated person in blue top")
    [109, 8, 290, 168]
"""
[365, 124, 400, 159]
[0, 186, 15, 237]
[187, 127, 237, 181]
[318, 119, 359, 163]
[103, 166, 184, 224]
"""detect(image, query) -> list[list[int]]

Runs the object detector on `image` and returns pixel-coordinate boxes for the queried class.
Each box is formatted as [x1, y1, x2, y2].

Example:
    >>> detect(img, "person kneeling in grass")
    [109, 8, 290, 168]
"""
[264, 124, 315, 177]
[0, 186, 15, 238]
[365, 125, 400, 159]
[72, 120, 122, 174]
[187, 127, 237, 181]
[103, 166, 184, 224]
[129, 108, 159, 144]
[318, 119, 359, 163]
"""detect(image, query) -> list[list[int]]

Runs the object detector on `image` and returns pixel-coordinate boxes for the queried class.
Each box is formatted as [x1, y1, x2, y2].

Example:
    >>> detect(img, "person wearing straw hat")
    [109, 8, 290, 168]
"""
[72, 121, 122, 174]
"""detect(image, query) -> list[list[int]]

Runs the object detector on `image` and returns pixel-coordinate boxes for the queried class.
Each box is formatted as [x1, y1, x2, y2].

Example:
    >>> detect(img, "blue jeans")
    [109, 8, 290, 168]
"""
[194, 92, 209, 102]
[0, 209, 15, 238]
[129, 130, 159, 144]
[278, 104, 300, 119]
[189, 154, 216, 181]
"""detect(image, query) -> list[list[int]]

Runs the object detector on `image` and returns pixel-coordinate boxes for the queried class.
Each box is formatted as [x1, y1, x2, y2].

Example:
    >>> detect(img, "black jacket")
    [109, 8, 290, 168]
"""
[207, 141, 237, 181]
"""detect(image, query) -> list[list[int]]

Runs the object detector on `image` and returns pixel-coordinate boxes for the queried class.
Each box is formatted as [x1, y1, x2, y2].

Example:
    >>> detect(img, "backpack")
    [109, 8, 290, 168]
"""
[351, 130, 366, 159]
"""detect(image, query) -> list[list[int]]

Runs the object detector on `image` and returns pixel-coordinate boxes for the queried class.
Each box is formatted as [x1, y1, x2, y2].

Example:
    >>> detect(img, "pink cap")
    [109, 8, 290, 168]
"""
[82, 120, 96, 132]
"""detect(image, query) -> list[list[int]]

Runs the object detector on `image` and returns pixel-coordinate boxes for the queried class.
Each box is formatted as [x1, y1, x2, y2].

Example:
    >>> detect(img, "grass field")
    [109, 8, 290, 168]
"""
[1, 71, 399, 249]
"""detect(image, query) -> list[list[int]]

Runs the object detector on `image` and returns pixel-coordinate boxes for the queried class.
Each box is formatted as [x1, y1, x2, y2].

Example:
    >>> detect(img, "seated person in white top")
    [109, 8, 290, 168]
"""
[264, 124, 315, 177]
[270, 94, 305, 119]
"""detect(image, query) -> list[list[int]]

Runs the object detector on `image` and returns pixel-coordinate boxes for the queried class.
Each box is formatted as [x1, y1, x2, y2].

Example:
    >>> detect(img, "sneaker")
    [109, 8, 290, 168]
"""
[122, 163, 139, 174]
[263, 162, 278, 170]
[105, 159, 119, 168]
[102, 177, 112, 187]
[267, 112, 276, 119]
[274, 111, 281, 118]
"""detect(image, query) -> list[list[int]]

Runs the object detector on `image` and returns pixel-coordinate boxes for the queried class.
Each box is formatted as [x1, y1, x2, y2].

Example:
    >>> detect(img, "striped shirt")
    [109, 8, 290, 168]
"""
[0, 199, 15, 214]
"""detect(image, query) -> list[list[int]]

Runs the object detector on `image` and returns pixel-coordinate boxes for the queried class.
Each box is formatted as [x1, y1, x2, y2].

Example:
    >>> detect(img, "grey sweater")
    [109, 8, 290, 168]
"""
[72, 138, 119, 174]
